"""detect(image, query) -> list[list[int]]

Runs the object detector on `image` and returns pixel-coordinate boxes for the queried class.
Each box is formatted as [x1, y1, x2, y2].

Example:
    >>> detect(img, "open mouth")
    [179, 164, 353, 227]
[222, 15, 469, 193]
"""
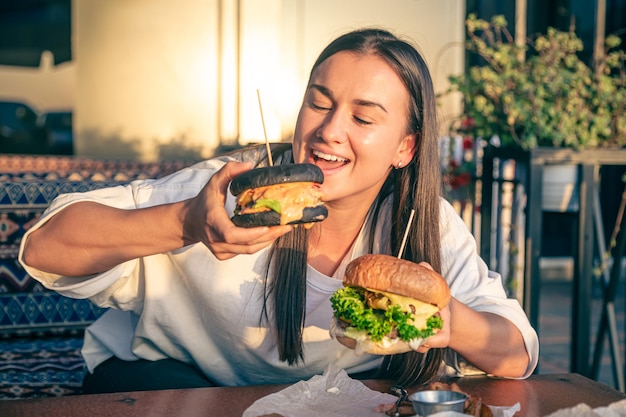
[311, 149, 349, 169]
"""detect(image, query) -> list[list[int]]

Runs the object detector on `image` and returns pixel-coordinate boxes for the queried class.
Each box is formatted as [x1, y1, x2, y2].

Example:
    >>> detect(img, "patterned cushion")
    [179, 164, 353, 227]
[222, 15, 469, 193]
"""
[0, 335, 87, 399]
[0, 154, 192, 176]
[0, 181, 123, 294]
[0, 293, 105, 336]
[0, 181, 122, 335]
[0, 156, 197, 399]
[0, 156, 197, 336]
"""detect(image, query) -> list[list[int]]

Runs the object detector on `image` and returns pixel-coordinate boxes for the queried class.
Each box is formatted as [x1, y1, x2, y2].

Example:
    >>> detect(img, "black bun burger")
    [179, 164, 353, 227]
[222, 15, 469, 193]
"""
[230, 163, 328, 228]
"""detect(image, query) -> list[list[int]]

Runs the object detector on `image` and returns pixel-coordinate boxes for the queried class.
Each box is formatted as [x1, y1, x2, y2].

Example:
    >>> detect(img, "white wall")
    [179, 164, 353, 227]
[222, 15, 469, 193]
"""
[73, 0, 220, 160]
[238, 0, 466, 146]
[0, 0, 465, 161]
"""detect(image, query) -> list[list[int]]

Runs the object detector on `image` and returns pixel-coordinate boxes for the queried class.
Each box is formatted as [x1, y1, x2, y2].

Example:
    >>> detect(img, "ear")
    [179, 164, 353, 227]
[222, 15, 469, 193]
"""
[395, 132, 417, 167]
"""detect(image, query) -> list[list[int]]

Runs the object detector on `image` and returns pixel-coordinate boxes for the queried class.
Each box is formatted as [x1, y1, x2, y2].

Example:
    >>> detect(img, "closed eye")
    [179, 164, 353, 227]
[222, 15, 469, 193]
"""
[354, 116, 372, 126]
[311, 102, 331, 111]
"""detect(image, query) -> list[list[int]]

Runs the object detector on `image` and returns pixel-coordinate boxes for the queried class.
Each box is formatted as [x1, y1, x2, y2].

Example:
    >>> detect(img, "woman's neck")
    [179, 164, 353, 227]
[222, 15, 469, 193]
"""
[307, 204, 370, 277]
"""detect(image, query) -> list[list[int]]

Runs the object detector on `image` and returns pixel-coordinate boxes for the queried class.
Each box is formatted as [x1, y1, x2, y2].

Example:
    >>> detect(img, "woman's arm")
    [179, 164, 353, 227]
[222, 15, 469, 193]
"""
[22, 200, 187, 277]
[21, 162, 292, 277]
[447, 298, 530, 378]
[415, 260, 531, 378]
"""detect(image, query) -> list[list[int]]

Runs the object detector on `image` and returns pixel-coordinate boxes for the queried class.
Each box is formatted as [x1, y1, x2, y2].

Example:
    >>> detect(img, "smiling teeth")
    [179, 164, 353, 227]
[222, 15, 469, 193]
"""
[313, 149, 347, 162]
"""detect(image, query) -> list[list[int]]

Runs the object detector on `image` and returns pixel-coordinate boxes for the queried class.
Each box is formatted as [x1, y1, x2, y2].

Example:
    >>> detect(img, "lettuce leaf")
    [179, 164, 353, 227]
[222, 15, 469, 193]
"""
[330, 286, 443, 342]
[253, 198, 281, 213]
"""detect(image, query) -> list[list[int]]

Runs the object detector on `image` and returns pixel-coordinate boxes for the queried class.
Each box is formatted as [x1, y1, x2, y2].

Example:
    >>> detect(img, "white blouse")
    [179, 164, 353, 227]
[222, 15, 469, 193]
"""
[19, 152, 539, 385]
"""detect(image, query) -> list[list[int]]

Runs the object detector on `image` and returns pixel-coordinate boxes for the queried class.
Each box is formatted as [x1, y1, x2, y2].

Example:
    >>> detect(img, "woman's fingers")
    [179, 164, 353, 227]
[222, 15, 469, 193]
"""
[415, 303, 451, 353]
[184, 161, 297, 258]
[208, 225, 294, 259]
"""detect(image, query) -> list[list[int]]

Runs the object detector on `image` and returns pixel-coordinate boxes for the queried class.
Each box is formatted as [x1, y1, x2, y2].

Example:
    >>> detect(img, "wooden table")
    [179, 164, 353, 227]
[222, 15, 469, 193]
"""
[1, 373, 624, 416]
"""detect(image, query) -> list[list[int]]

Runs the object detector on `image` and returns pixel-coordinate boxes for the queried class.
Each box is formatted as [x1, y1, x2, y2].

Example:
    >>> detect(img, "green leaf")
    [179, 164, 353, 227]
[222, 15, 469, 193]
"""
[330, 287, 443, 343]
[253, 198, 281, 213]
[439, 13, 626, 150]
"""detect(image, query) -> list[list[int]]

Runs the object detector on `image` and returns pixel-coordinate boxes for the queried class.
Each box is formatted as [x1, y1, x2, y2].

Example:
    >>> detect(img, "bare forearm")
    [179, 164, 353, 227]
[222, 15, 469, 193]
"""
[448, 298, 530, 378]
[22, 201, 188, 277]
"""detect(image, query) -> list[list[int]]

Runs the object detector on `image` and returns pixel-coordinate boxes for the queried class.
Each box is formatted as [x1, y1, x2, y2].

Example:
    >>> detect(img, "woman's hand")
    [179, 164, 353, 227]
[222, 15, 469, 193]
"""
[182, 161, 293, 260]
[416, 304, 450, 353]
[415, 260, 530, 377]
[414, 261, 451, 353]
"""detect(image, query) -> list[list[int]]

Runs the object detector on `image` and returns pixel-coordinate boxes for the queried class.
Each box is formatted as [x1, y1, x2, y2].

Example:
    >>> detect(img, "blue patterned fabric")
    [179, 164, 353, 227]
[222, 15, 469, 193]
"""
[0, 180, 122, 206]
[0, 157, 196, 335]
[0, 181, 121, 335]
[0, 293, 105, 336]
[0, 182, 122, 295]
[0, 155, 197, 399]
[0, 335, 86, 399]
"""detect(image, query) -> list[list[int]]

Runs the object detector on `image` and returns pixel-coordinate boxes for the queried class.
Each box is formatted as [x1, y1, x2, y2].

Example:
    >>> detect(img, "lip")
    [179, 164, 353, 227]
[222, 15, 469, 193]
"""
[311, 148, 349, 162]
[308, 148, 350, 175]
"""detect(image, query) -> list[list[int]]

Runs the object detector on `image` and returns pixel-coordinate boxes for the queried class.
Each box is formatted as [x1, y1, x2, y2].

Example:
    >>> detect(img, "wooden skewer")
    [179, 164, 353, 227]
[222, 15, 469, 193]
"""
[398, 209, 416, 259]
[256, 89, 273, 166]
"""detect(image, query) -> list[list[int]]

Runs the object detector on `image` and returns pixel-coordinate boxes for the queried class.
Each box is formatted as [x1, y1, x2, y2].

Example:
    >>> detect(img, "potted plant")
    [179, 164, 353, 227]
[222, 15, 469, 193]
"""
[444, 14, 625, 151]
[439, 14, 626, 301]
[440, 14, 626, 210]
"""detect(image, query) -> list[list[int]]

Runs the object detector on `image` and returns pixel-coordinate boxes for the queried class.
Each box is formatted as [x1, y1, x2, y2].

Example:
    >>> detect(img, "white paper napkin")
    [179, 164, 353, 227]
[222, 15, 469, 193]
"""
[422, 402, 521, 417]
[544, 399, 626, 416]
[242, 365, 397, 417]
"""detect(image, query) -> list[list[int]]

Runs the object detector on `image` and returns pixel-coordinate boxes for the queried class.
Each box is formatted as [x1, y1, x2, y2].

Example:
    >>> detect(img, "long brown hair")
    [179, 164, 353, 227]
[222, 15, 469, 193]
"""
[264, 28, 443, 386]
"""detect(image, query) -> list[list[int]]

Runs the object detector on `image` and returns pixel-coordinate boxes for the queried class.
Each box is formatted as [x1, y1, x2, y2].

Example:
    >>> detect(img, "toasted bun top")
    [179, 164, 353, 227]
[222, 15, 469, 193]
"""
[229, 163, 324, 196]
[344, 254, 450, 309]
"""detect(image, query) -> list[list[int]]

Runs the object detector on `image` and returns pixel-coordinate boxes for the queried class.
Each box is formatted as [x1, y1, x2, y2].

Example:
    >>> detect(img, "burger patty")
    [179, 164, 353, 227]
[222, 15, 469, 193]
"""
[364, 290, 417, 314]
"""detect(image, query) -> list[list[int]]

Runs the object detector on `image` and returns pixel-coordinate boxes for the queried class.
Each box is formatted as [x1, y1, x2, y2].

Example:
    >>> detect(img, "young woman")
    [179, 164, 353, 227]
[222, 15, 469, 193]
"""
[20, 28, 538, 393]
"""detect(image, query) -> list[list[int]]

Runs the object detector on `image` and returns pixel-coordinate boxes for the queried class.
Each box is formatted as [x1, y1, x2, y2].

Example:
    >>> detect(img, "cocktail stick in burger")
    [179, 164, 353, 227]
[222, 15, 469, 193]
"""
[330, 254, 450, 355]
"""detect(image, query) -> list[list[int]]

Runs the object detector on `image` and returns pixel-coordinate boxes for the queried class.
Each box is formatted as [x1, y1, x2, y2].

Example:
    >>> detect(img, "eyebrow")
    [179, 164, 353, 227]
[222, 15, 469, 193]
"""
[309, 84, 388, 113]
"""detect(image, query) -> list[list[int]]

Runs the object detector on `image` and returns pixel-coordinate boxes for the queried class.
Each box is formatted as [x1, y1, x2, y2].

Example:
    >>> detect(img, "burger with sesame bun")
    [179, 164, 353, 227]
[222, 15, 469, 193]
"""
[330, 254, 450, 355]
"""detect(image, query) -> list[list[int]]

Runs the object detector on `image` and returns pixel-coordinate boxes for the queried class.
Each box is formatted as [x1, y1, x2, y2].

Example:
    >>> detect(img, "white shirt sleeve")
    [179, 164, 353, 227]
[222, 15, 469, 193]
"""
[17, 158, 231, 300]
[439, 198, 539, 378]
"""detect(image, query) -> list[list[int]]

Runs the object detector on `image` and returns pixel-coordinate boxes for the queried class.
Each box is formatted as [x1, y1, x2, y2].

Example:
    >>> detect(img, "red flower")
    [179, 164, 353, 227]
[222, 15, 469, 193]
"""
[462, 136, 473, 150]
[460, 117, 475, 131]
[449, 172, 472, 189]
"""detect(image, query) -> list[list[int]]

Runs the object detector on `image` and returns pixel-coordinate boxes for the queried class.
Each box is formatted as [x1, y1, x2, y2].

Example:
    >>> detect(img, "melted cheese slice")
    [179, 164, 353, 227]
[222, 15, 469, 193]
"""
[236, 182, 323, 225]
[365, 288, 439, 330]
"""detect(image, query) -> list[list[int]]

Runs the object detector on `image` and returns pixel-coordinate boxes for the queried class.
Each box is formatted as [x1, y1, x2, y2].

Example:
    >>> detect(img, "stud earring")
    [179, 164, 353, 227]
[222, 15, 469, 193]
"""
[397, 161, 403, 169]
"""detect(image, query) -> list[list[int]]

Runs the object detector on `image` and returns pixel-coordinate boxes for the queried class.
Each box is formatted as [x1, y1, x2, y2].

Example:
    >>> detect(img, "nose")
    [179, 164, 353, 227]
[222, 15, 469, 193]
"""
[316, 109, 348, 144]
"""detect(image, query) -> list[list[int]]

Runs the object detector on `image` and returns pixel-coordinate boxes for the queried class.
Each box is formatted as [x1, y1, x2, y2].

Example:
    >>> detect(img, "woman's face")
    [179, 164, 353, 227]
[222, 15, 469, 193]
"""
[292, 51, 416, 207]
